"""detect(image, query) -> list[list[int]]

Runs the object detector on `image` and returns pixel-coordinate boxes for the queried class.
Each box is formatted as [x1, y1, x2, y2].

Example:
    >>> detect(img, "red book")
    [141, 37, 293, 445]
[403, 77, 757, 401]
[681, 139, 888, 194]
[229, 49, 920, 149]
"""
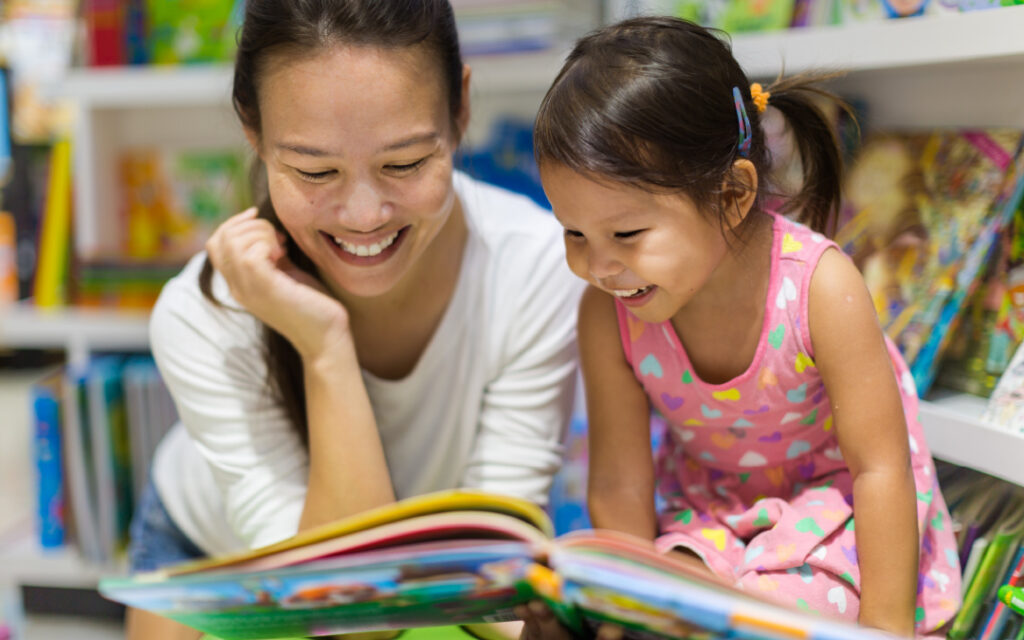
[84, 0, 125, 66]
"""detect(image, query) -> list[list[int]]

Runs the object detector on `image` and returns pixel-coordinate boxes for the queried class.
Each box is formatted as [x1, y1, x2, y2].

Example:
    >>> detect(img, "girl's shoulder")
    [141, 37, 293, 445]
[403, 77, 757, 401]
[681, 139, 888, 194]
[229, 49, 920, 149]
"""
[771, 212, 837, 262]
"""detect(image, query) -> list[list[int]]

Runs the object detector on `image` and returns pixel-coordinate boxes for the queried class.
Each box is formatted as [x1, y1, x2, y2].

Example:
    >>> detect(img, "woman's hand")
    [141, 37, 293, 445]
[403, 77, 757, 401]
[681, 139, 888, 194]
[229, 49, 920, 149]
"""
[205, 207, 352, 360]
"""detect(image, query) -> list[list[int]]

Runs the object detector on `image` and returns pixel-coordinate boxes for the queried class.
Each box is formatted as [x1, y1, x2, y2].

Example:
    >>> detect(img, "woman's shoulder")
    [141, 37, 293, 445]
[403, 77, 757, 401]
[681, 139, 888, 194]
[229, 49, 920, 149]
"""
[150, 252, 263, 349]
[455, 171, 563, 250]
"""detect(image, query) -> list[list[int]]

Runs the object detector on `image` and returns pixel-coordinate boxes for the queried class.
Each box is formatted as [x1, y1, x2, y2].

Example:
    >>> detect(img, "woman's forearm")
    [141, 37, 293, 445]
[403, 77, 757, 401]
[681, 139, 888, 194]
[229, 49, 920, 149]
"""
[853, 466, 919, 636]
[298, 346, 396, 531]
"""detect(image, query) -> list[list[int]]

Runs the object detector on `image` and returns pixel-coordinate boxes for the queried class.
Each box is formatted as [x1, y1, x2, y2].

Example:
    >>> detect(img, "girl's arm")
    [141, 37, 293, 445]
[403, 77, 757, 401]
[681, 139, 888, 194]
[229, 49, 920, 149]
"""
[808, 249, 918, 637]
[579, 286, 658, 540]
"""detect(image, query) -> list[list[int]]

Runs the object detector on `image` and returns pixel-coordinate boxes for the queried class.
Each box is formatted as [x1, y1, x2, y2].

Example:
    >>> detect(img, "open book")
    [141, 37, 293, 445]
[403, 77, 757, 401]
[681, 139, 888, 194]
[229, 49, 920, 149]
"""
[100, 490, 894, 640]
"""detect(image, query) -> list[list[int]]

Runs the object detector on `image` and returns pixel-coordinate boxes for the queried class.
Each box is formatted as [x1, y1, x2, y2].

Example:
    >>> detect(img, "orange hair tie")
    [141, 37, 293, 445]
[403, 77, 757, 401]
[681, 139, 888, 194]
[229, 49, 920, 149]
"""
[750, 83, 771, 113]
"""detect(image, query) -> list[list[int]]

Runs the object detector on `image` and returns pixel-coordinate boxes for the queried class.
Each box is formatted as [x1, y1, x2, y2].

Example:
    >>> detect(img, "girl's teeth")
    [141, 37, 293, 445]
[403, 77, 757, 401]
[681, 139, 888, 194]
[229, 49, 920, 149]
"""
[612, 286, 651, 298]
[334, 230, 399, 257]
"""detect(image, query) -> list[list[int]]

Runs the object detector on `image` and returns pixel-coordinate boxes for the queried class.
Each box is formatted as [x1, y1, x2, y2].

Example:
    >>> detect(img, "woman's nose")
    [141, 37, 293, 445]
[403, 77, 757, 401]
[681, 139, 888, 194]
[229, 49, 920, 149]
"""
[338, 180, 391, 232]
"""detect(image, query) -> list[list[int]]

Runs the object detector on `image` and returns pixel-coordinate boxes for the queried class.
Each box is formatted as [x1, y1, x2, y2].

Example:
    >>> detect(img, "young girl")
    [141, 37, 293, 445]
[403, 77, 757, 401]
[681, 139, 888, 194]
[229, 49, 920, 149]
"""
[128, 1, 582, 638]
[532, 16, 961, 637]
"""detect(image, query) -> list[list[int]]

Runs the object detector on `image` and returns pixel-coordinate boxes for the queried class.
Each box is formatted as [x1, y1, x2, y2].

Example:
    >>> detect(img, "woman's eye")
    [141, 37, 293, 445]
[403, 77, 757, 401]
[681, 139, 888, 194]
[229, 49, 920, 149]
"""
[296, 169, 334, 182]
[564, 229, 584, 239]
[614, 229, 645, 239]
[386, 158, 427, 174]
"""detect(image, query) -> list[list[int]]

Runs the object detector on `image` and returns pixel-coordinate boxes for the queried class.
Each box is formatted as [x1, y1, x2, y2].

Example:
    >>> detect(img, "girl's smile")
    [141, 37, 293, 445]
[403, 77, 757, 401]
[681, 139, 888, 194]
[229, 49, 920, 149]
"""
[540, 164, 731, 324]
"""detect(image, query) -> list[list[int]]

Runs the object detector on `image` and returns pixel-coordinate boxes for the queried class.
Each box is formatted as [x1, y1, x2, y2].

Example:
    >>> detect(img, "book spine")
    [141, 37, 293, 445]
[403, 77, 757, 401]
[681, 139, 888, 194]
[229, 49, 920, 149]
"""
[84, 0, 126, 66]
[32, 138, 72, 308]
[31, 379, 65, 548]
[0, 67, 11, 184]
[951, 533, 1019, 639]
[978, 545, 1024, 640]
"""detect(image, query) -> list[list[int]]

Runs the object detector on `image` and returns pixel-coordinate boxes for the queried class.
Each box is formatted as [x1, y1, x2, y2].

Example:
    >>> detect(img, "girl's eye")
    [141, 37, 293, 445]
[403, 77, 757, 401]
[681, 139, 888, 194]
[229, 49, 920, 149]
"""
[564, 229, 584, 239]
[385, 158, 427, 174]
[614, 229, 645, 239]
[296, 169, 335, 182]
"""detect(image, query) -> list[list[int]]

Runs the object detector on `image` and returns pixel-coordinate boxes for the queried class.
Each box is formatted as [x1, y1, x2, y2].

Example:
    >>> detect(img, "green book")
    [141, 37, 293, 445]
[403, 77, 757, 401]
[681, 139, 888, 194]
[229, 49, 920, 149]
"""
[950, 498, 1024, 640]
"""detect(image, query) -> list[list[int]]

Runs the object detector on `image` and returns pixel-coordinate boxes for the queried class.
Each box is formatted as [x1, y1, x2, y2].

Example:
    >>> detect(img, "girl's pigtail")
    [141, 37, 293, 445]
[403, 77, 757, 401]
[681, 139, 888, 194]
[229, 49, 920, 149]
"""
[764, 72, 855, 237]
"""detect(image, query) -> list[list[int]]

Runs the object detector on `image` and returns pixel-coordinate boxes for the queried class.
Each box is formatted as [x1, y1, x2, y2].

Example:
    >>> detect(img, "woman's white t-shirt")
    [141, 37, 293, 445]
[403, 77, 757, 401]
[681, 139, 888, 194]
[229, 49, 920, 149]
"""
[149, 172, 584, 555]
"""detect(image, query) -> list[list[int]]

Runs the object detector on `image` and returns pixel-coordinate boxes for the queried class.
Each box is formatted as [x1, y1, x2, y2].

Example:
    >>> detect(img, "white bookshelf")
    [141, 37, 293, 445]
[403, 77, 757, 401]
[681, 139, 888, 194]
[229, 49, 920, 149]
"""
[732, 5, 1024, 76]
[0, 533, 115, 590]
[919, 393, 1024, 487]
[0, 302, 149, 366]
[57, 65, 234, 108]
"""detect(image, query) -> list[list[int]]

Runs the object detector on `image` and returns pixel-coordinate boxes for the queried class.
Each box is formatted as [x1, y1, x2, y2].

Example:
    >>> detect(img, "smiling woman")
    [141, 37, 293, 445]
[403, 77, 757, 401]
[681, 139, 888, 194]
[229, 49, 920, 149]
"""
[123, 2, 584, 639]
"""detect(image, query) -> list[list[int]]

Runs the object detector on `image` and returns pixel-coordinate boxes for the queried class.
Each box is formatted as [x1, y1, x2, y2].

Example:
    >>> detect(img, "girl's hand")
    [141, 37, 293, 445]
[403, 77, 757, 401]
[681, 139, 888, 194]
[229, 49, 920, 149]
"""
[517, 601, 623, 640]
[205, 207, 352, 359]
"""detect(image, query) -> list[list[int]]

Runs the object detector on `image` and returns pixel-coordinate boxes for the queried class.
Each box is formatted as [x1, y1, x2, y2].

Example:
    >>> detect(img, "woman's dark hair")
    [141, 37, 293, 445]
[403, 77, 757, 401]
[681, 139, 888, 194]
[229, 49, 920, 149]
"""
[534, 16, 851, 238]
[199, 0, 464, 442]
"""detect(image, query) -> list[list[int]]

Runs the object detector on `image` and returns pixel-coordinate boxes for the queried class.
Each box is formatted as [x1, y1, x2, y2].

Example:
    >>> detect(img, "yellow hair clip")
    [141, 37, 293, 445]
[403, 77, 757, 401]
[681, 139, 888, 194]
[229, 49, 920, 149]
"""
[750, 83, 770, 113]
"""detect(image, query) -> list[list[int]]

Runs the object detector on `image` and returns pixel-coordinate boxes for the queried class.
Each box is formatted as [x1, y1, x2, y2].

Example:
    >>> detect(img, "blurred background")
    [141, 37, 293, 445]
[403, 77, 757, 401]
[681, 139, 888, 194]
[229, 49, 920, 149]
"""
[2, 0, 1024, 638]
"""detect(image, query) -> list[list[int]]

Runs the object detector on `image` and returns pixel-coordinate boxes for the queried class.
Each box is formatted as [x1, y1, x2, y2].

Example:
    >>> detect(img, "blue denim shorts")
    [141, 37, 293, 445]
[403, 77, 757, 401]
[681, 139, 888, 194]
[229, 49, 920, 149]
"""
[128, 478, 206, 573]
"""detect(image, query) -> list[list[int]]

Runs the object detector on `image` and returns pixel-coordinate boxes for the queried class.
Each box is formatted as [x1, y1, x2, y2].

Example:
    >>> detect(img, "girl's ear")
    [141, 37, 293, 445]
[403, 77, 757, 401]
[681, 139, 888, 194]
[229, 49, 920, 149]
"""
[721, 158, 759, 230]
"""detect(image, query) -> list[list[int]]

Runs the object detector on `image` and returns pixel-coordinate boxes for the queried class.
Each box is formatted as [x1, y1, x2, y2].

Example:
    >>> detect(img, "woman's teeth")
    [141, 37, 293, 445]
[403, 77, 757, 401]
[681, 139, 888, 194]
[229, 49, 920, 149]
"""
[612, 286, 652, 298]
[333, 230, 400, 257]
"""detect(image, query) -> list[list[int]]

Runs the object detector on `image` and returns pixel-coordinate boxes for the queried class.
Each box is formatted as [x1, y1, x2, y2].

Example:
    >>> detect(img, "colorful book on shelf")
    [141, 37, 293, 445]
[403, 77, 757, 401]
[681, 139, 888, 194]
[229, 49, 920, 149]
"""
[83, 0, 126, 66]
[74, 259, 184, 309]
[977, 545, 1024, 640]
[937, 199, 1024, 398]
[983, 320, 1024, 431]
[145, 0, 241, 64]
[32, 137, 73, 308]
[950, 495, 1024, 640]
[30, 370, 65, 549]
[100, 490, 897, 640]
[1, 143, 52, 300]
[119, 147, 249, 263]
[61, 363, 106, 564]
[675, 0, 797, 31]
[122, 355, 178, 503]
[86, 356, 134, 555]
[835, 129, 1024, 396]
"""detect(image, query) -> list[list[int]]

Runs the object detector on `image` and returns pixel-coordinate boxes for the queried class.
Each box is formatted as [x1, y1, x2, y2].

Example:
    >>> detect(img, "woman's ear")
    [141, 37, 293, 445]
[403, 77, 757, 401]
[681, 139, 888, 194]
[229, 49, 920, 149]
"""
[721, 158, 759, 229]
[243, 126, 263, 159]
[455, 64, 472, 144]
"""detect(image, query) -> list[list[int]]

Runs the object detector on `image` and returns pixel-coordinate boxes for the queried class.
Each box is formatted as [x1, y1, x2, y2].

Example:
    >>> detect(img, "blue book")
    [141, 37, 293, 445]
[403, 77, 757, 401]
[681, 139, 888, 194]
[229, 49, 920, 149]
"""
[30, 371, 65, 548]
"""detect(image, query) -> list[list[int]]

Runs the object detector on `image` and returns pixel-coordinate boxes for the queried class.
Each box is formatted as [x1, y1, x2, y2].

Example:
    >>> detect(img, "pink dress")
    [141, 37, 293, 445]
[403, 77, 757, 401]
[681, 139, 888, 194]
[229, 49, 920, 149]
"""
[615, 214, 961, 634]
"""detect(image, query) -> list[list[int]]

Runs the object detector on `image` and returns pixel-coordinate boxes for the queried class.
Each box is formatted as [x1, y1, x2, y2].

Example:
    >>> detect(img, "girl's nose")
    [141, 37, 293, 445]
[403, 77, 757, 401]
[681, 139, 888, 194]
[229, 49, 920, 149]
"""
[587, 248, 625, 281]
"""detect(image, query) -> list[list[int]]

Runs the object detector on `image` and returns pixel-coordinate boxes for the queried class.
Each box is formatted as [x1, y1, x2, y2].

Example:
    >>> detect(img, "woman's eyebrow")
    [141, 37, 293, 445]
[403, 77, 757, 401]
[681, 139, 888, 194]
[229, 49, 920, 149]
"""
[381, 132, 439, 152]
[275, 142, 336, 157]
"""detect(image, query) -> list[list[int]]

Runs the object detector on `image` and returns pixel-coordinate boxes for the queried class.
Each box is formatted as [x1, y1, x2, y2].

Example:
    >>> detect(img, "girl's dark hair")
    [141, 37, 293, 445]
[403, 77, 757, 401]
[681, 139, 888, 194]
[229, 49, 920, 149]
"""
[199, 0, 464, 442]
[534, 16, 851, 238]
